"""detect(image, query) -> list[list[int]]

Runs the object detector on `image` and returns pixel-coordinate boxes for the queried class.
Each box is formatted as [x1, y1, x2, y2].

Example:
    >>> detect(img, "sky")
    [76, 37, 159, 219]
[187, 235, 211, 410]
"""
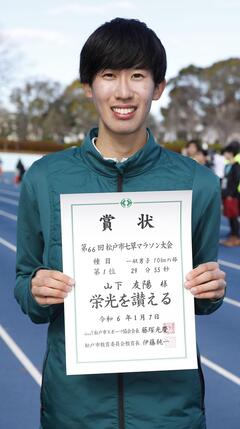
[1, 0, 240, 116]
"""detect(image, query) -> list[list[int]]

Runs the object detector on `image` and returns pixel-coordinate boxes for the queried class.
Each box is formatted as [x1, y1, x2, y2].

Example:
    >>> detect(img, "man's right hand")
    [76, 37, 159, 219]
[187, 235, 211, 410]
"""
[31, 269, 75, 305]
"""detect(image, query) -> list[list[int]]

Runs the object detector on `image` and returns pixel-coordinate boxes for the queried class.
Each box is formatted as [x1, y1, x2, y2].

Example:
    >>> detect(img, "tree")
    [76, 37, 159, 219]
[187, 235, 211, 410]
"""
[0, 31, 21, 101]
[0, 107, 14, 139]
[9, 79, 101, 143]
[42, 80, 99, 142]
[161, 58, 240, 144]
[10, 80, 62, 140]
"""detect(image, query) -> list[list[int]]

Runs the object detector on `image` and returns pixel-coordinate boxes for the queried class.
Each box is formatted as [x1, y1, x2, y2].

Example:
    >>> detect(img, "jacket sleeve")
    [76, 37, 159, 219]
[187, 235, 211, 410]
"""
[192, 165, 224, 315]
[14, 170, 62, 324]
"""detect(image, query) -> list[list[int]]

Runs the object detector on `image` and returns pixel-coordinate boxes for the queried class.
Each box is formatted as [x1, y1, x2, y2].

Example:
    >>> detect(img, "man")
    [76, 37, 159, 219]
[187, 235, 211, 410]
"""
[15, 18, 226, 429]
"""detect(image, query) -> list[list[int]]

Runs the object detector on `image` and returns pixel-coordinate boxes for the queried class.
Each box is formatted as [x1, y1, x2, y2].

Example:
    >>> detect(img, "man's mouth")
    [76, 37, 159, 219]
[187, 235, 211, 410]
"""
[111, 107, 136, 115]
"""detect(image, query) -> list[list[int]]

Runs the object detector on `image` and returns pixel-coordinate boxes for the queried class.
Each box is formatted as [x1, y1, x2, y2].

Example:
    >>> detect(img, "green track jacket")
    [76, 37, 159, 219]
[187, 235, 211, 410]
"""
[15, 128, 223, 429]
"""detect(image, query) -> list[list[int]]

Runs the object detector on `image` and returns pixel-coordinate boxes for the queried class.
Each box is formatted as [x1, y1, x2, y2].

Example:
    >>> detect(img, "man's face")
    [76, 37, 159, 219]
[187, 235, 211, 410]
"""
[84, 68, 165, 138]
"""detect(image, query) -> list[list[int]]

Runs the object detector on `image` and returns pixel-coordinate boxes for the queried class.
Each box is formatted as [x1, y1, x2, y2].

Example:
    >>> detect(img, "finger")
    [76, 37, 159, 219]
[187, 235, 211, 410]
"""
[187, 279, 226, 297]
[186, 262, 219, 281]
[48, 270, 75, 286]
[35, 296, 65, 305]
[33, 276, 73, 293]
[185, 268, 225, 289]
[43, 277, 73, 292]
[194, 291, 224, 300]
[32, 285, 69, 299]
[35, 269, 75, 286]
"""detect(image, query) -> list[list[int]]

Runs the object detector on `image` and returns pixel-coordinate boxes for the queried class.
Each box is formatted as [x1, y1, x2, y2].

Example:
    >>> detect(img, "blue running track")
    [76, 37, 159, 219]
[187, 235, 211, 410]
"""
[0, 179, 239, 428]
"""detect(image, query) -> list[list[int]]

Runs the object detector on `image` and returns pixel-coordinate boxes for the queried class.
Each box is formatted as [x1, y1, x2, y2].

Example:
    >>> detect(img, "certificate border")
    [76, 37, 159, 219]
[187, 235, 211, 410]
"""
[70, 199, 188, 365]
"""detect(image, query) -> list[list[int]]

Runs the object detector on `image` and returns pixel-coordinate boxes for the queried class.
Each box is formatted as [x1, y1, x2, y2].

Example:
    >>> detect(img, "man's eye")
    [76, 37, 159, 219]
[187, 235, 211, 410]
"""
[132, 73, 144, 79]
[102, 73, 115, 79]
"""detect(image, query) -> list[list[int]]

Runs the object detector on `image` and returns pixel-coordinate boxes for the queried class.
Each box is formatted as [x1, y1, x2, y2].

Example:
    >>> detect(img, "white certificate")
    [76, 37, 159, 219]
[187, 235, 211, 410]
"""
[60, 191, 197, 375]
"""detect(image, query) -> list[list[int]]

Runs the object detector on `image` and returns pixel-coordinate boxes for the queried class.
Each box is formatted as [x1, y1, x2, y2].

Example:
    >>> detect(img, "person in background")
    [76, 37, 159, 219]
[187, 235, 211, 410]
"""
[194, 148, 212, 167]
[15, 159, 26, 183]
[221, 143, 240, 246]
[212, 151, 225, 181]
[184, 139, 202, 159]
[228, 140, 240, 164]
[184, 141, 213, 168]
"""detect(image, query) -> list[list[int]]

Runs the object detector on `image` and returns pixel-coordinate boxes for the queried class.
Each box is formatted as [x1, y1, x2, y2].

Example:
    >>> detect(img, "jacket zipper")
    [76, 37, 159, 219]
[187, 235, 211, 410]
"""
[118, 373, 125, 429]
[117, 174, 123, 193]
[117, 173, 125, 429]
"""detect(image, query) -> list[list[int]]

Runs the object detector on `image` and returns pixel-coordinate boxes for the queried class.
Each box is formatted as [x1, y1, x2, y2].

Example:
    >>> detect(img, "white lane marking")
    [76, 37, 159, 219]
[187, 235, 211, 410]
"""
[219, 259, 240, 270]
[0, 325, 42, 386]
[0, 196, 18, 206]
[0, 237, 16, 252]
[0, 237, 41, 386]
[0, 189, 20, 197]
[201, 355, 240, 386]
[2, 321, 239, 388]
[0, 209, 17, 221]
[224, 297, 240, 308]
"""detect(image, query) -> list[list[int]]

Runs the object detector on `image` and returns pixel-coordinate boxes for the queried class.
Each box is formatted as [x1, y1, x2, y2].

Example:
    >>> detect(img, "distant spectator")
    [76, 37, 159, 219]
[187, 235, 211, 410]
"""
[194, 148, 212, 168]
[184, 141, 213, 169]
[212, 152, 225, 180]
[228, 140, 240, 164]
[15, 159, 26, 184]
[220, 144, 240, 247]
[185, 140, 201, 159]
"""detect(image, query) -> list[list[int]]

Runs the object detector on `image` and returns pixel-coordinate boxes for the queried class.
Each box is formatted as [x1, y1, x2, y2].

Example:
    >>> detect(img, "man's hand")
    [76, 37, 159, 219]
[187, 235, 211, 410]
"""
[31, 269, 75, 305]
[184, 262, 226, 300]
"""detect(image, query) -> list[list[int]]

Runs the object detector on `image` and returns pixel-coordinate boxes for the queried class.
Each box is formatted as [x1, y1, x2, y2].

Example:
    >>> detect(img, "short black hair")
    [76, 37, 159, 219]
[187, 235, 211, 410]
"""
[80, 18, 167, 86]
[222, 143, 240, 157]
[185, 140, 201, 151]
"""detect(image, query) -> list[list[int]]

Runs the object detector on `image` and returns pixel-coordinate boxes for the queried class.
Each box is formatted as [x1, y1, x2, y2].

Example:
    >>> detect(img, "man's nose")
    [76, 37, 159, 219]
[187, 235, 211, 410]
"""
[115, 76, 133, 99]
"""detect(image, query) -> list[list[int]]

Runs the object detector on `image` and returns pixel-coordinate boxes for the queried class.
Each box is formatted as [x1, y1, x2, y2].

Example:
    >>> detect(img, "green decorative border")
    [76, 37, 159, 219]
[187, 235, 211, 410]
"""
[70, 199, 188, 365]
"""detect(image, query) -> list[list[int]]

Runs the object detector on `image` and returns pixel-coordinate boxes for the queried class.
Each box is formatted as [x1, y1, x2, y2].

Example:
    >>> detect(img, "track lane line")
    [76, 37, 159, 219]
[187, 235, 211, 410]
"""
[0, 325, 42, 386]
[0, 189, 20, 197]
[0, 236, 42, 387]
[1, 325, 239, 388]
[0, 237, 16, 252]
[224, 297, 240, 308]
[0, 196, 18, 206]
[0, 209, 17, 221]
[218, 259, 240, 270]
[201, 355, 240, 386]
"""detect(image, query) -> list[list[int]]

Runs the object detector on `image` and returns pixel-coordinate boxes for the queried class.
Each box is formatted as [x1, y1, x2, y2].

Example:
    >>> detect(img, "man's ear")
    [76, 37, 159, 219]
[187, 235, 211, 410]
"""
[152, 79, 166, 101]
[83, 83, 93, 98]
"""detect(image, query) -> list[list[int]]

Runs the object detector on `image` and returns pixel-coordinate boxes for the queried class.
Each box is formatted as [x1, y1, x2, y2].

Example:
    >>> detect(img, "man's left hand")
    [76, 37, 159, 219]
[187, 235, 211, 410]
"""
[185, 262, 226, 300]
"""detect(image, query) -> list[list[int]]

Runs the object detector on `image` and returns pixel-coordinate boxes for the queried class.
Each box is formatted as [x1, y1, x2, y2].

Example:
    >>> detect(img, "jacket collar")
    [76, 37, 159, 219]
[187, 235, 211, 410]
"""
[77, 127, 162, 177]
